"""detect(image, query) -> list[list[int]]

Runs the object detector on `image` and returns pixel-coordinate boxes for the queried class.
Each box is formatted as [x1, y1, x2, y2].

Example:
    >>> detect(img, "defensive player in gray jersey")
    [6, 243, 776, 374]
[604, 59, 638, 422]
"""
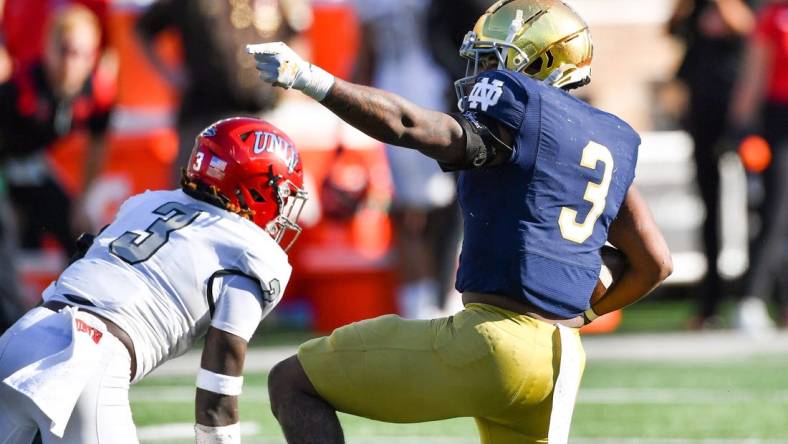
[0, 117, 308, 444]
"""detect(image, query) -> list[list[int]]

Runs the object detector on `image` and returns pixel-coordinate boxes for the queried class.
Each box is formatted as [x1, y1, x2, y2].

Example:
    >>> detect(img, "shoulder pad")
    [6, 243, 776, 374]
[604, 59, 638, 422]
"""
[466, 70, 527, 131]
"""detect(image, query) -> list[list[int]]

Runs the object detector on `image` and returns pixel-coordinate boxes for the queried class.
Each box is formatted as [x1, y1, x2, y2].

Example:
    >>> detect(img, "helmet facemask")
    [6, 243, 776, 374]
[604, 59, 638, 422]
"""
[258, 179, 308, 252]
[455, 9, 531, 111]
[454, 1, 593, 111]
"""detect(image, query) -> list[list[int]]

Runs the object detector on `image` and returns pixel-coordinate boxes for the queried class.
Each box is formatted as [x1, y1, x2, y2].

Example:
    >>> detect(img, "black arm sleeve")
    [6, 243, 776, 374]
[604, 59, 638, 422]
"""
[438, 111, 515, 172]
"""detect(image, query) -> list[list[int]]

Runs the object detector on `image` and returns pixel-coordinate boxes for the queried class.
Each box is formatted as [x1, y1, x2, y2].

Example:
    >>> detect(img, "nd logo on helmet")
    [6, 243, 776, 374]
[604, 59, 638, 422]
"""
[468, 78, 504, 112]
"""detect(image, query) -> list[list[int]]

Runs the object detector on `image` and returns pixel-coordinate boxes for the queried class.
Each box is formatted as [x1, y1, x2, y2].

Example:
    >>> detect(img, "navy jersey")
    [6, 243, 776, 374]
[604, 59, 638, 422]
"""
[455, 70, 640, 318]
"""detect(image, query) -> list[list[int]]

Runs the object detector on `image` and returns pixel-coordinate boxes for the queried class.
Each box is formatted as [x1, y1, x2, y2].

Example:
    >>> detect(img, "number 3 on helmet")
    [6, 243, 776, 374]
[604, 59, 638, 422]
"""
[184, 117, 308, 251]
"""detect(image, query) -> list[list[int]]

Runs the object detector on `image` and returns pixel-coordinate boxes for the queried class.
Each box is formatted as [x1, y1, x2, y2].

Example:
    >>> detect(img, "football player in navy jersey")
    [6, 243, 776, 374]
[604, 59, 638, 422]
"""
[250, 1, 672, 443]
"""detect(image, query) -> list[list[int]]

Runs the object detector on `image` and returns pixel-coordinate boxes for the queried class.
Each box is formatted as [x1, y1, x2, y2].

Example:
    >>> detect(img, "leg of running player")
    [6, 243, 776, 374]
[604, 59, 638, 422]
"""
[0, 309, 57, 444]
[0, 322, 39, 444]
[42, 335, 137, 444]
[0, 387, 39, 444]
[0, 308, 137, 444]
[268, 356, 344, 444]
[269, 310, 576, 444]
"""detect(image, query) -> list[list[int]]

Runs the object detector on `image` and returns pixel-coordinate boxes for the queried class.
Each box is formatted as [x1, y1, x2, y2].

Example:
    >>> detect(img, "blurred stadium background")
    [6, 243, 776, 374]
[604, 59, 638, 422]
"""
[1, 0, 787, 442]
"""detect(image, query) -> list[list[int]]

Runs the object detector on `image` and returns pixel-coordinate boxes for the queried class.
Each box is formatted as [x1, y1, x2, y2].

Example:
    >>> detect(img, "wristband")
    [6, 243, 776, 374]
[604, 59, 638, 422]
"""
[301, 64, 335, 101]
[583, 308, 599, 325]
[196, 368, 243, 396]
[195, 422, 241, 444]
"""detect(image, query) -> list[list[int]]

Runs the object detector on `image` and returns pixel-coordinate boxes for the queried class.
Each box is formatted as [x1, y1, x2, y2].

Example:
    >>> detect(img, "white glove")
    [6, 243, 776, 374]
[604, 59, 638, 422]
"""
[246, 42, 335, 101]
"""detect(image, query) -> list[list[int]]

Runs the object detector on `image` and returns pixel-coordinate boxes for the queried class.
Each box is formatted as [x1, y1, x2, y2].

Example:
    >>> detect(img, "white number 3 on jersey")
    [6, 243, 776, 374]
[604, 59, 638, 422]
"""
[558, 141, 614, 244]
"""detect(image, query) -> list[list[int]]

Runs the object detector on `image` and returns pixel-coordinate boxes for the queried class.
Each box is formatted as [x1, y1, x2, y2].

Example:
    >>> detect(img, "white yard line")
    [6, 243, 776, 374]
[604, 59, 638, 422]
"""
[131, 386, 268, 402]
[130, 387, 788, 405]
[570, 440, 788, 444]
[136, 425, 788, 444]
[578, 388, 788, 404]
[581, 331, 788, 362]
[137, 423, 260, 441]
[145, 330, 788, 379]
[147, 346, 293, 378]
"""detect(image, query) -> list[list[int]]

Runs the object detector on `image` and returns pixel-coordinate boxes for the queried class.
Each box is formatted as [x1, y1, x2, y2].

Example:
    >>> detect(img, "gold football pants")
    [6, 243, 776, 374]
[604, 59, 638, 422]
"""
[298, 303, 585, 444]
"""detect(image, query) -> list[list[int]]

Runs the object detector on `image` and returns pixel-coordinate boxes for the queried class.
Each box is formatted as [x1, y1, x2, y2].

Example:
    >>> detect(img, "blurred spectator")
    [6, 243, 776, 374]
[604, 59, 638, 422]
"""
[729, 0, 788, 331]
[0, 183, 23, 335]
[0, 0, 10, 84]
[669, 0, 756, 329]
[426, 0, 496, 98]
[1, 0, 108, 72]
[352, 0, 459, 319]
[0, 4, 114, 257]
[0, 0, 18, 335]
[0, 0, 22, 335]
[0, 47, 8, 84]
[135, 0, 312, 182]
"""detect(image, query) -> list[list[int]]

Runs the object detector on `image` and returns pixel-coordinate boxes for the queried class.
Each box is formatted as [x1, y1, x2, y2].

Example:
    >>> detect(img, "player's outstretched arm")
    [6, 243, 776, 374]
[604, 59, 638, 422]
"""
[322, 78, 466, 164]
[247, 42, 467, 165]
[592, 186, 673, 316]
[195, 327, 247, 442]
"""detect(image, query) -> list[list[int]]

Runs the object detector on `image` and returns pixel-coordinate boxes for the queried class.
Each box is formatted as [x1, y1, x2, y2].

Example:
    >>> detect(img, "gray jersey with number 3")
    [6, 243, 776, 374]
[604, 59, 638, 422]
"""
[48, 189, 292, 382]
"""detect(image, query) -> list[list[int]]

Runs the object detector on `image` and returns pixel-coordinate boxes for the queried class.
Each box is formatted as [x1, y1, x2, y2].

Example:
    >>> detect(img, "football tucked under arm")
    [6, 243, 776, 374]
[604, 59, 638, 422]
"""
[590, 187, 673, 319]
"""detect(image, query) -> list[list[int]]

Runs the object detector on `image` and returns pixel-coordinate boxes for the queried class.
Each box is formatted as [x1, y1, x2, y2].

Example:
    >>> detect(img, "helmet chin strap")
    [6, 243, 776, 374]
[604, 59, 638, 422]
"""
[503, 9, 525, 67]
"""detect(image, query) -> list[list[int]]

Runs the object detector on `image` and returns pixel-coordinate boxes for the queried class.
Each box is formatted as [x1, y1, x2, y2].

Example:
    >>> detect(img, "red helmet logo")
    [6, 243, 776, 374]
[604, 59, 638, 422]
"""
[184, 117, 308, 251]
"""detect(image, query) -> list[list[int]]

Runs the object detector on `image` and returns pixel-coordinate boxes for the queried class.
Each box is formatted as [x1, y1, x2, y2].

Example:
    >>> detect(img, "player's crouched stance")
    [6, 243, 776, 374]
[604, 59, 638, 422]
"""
[251, 1, 672, 443]
[0, 118, 307, 443]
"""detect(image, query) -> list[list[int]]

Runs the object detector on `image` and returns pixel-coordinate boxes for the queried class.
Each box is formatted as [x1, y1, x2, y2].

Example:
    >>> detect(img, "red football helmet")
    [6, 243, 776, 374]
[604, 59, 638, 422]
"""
[184, 117, 307, 251]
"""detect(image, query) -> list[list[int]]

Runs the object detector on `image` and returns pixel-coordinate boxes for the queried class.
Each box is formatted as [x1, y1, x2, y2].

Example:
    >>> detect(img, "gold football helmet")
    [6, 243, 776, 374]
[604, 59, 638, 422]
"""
[455, 0, 593, 109]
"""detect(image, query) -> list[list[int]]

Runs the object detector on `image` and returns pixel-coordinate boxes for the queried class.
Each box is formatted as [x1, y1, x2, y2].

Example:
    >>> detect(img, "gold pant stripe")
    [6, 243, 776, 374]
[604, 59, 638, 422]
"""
[547, 324, 584, 444]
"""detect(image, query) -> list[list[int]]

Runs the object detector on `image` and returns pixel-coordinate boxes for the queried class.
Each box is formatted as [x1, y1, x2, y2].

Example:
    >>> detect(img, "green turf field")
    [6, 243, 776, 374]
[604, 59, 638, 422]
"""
[131, 354, 788, 443]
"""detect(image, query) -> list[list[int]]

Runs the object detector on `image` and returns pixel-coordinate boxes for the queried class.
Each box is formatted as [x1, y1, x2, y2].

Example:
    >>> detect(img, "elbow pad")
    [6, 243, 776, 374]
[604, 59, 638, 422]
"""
[210, 274, 266, 342]
[439, 111, 515, 171]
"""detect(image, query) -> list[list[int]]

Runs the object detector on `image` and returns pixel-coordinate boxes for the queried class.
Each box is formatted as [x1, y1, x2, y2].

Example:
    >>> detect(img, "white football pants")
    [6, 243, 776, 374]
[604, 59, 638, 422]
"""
[0, 307, 138, 444]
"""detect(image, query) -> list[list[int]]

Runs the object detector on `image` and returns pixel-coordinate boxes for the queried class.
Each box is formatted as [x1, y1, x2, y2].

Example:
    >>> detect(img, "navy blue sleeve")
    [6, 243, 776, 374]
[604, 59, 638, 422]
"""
[464, 70, 527, 132]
